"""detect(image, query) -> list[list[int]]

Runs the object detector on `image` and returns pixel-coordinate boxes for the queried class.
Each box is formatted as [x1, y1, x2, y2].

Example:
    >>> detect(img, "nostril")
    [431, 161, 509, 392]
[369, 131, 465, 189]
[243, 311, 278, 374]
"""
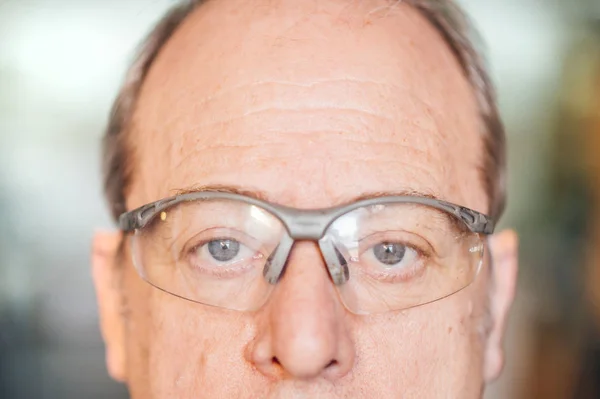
[271, 355, 339, 377]
[321, 359, 343, 380]
[325, 360, 338, 369]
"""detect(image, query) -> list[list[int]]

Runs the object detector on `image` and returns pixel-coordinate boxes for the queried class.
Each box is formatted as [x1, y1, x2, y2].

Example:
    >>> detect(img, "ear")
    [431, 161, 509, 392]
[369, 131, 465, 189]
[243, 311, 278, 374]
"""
[92, 230, 127, 382]
[483, 229, 519, 382]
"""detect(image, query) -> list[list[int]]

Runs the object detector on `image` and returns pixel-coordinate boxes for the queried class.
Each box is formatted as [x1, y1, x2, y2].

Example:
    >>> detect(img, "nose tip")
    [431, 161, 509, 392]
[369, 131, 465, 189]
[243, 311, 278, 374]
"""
[272, 330, 342, 379]
[250, 319, 353, 381]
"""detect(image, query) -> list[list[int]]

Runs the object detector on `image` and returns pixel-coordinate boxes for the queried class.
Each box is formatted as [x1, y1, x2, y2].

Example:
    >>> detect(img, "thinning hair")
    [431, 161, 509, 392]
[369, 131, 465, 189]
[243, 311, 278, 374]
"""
[102, 0, 506, 222]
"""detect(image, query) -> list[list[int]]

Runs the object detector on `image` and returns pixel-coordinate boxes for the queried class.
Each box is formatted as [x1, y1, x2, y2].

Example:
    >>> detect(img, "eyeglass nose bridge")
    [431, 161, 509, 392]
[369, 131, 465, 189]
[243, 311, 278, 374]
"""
[263, 210, 349, 285]
[282, 210, 333, 240]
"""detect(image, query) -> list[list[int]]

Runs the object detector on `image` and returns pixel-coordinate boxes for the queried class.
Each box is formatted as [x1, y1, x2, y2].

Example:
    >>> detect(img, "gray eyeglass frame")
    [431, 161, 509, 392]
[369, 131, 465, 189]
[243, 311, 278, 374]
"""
[119, 191, 494, 287]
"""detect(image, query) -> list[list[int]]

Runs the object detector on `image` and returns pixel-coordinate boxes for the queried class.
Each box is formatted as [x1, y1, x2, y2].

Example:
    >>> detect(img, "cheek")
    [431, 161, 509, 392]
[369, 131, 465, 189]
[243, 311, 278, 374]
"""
[355, 293, 485, 396]
[134, 294, 257, 397]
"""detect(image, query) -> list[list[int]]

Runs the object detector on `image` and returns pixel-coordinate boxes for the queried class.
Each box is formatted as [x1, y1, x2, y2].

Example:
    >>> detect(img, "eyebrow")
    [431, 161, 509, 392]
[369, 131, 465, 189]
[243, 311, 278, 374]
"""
[171, 184, 445, 208]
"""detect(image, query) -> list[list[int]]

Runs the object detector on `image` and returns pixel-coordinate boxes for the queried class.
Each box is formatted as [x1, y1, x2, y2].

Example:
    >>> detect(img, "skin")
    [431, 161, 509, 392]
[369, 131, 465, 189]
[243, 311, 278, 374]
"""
[92, 0, 519, 398]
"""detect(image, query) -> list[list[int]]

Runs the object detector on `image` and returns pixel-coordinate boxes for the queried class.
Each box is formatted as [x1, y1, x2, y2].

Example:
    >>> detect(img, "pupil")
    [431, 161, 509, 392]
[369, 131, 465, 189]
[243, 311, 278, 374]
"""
[207, 239, 240, 262]
[373, 243, 405, 266]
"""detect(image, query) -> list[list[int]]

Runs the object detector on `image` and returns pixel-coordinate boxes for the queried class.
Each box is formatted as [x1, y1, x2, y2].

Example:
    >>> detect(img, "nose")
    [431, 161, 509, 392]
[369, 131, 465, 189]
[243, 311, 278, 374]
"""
[248, 242, 355, 380]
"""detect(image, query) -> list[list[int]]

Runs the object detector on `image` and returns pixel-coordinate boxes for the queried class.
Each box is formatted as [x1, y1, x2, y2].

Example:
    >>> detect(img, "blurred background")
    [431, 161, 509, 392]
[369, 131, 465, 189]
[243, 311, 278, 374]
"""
[1, 0, 600, 397]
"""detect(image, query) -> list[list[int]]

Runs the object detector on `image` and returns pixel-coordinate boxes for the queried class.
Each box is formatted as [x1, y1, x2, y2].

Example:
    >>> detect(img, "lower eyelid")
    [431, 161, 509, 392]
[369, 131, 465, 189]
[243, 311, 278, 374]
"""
[355, 247, 427, 279]
[188, 261, 256, 278]
[185, 260, 253, 280]
[362, 256, 427, 283]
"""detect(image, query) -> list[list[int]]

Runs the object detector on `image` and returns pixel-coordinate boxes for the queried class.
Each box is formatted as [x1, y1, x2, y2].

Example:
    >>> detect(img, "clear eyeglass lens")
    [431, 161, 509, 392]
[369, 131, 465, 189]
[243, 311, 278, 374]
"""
[323, 202, 484, 314]
[131, 199, 285, 311]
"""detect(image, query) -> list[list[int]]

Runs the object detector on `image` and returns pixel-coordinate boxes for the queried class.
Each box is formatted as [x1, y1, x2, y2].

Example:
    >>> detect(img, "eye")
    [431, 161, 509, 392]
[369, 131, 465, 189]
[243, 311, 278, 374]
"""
[372, 242, 407, 266]
[178, 228, 269, 279]
[190, 237, 257, 268]
[369, 242, 419, 269]
[207, 239, 241, 262]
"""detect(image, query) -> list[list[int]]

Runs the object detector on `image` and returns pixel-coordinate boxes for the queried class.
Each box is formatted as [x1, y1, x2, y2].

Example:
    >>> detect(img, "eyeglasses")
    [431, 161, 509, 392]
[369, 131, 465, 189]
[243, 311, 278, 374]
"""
[119, 191, 494, 314]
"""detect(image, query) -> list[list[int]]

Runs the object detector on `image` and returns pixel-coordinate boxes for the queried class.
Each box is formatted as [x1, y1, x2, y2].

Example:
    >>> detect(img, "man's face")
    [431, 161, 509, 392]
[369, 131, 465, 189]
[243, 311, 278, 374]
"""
[93, 1, 518, 397]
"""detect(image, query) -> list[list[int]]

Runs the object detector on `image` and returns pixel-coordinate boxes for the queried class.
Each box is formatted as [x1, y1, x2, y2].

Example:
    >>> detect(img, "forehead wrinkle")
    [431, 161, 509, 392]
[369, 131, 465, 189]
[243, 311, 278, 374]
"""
[156, 128, 451, 203]
[168, 124, 445, 175]
[149, 105, 447, 166]
[146, 78, 450, 158]
[172, 145, 441, 173]
[154, 79, 445, 131]
[163, 145, 448, 205]
[323, 158, 445, 190]
[179, 106, 394, 134]
[167, 143, 260, 177]
[171, 108, 442, 152]
[157, 95, 454, 200]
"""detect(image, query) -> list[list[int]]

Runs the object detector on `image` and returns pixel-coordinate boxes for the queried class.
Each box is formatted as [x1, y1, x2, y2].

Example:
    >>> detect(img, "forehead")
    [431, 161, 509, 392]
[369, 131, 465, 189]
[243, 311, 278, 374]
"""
[129, 0, 486, 213]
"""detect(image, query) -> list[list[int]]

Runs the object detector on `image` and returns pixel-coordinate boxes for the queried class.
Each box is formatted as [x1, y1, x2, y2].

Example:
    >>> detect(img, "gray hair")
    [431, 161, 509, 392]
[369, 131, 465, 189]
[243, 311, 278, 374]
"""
[102, 0, 506, 222]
